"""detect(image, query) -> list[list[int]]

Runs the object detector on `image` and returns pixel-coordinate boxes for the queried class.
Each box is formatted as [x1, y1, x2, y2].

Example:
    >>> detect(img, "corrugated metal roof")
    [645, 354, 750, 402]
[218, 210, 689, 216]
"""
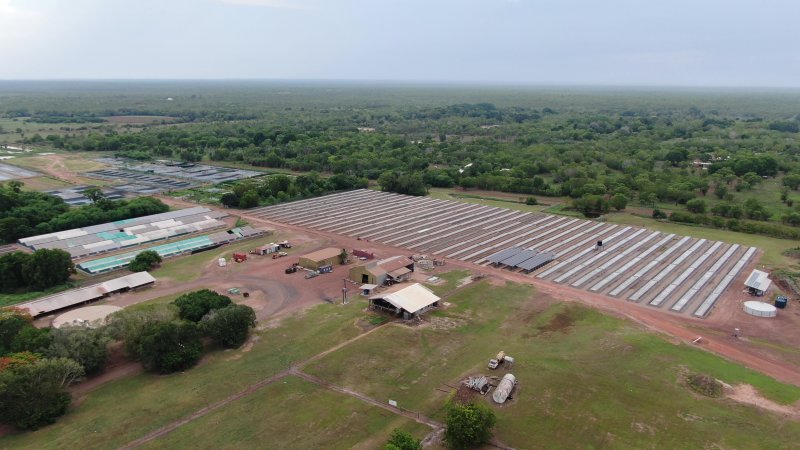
[370, 283, 439, 314]
[301, 247, 342, 262]
[745, 269, 771, 291]
[16, 272, 156, 316]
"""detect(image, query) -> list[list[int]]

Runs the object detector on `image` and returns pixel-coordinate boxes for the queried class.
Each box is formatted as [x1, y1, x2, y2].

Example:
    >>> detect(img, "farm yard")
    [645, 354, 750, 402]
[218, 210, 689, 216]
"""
[250, 189, 758, 319]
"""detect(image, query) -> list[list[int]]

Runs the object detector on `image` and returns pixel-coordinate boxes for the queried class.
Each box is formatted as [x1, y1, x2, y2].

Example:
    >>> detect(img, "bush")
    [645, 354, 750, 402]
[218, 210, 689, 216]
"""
[687, 373, 723, 398]
[135, 321, 203, 374]
[652, 208, 667, 219]
[105, 303, 179, 356]
[444, 401, 496, 449]
[384, 429, 422, 450]
[524, 196, 538, 205]
[685, 198, 707, 214]
[173, 289, 232, 322]
[201, 304, 256, 349]
[0, 357, 84, 429]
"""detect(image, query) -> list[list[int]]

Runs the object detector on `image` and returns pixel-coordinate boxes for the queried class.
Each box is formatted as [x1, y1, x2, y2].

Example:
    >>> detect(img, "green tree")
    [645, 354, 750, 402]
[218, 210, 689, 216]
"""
[128, 250, 162, 272]
[105, 303, 179, 355]
[572, 194, 610, 218]
[23, 249, 74, 290]
[609, 193, 628, 211]
[10, 326, 52, 355]
[201, 304, 256, 349]
[82, 187, 104, 204]
[0, 310, 33, 356]
[444, 401, 496, 449]
[384, 429, 422, 450]
[686, 198, 707, 214]
[220, 192, 239, 207]
[783, 174, 800, 190]
[339, 248, 349, 264]
[47, 328, 109, 375]
[0, 357, 84, 429]
[239, 190, 260, 209]
[173, 289, 232, 322]
[135, 321, 202, 374]
[714, 184, 728, 199]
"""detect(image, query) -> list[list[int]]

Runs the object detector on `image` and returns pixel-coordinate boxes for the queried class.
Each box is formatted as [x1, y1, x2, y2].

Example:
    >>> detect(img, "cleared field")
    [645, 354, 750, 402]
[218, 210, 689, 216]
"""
[251, 190, 757, 318]
[138, 376, 429, 450]
[305, 280, 800, 449]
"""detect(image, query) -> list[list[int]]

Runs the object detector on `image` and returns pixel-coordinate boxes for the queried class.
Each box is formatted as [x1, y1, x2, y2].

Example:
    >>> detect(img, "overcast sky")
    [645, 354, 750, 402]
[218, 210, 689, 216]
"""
[1, 0, 798, 86]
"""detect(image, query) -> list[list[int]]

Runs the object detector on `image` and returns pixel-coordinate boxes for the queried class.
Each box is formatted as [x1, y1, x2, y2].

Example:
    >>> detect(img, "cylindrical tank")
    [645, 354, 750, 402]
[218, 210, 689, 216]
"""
[775, 296, 788, 309]
[492, 373, 516, 404]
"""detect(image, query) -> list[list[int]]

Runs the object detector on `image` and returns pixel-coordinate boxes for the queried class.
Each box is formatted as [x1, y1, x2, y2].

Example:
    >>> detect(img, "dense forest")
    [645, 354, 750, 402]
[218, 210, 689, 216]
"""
[2, 82, 800, 238]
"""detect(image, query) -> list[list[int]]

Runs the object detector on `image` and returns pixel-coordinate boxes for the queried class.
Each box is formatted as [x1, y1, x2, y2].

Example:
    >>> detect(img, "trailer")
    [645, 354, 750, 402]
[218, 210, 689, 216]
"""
[319, 264, 334, 274]
[233, 253, 247, 263]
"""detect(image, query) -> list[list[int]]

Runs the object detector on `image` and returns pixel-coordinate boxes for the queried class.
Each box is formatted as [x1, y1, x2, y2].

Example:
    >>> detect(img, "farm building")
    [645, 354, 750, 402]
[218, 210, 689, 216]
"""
[16, 272, 155, 317]
[368, 283, 440, 320]
[253, 243, 280, 255]
[299, 247, 343, 270]
[349, 255, 415, 285]
[745, 269, 772, 296]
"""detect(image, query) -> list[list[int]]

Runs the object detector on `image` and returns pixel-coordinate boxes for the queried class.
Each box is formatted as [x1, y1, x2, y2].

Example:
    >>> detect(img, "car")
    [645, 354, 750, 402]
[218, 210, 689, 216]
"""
[487, 359, 499, 370]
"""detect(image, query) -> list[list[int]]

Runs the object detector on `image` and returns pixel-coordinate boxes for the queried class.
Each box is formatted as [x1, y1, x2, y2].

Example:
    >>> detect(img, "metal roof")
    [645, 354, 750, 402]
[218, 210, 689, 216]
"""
[486, 247, 523, 264]
[301, 247, 342, 262]
[745, 269, 772, 292]
[370, 283, 440, 314]
[17, 272, 156, 317]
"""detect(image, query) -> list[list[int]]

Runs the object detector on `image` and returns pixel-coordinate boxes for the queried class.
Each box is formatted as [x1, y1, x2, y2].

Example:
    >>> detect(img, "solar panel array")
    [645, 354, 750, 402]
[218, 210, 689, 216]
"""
[250, 189, 758, 318]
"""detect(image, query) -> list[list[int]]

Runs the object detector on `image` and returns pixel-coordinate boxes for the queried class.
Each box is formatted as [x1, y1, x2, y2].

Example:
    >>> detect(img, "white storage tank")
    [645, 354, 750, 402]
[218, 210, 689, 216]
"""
[743, 301, 776, 318]
[492, 373, 516, 404]
[218, 258, 227, 267]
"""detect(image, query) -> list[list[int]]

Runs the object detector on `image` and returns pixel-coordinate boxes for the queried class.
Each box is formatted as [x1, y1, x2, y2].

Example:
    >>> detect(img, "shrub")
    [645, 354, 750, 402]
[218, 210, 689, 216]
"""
[444, 401, 496, 449]
[687, 373, 723, 398]
[135, 321, 203, 374]
[173, 289, 232, 322]
[201, 304, 256, 349]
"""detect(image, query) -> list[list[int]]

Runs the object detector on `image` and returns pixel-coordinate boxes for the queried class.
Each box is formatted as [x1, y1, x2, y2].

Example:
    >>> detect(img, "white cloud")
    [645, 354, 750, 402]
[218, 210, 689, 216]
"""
[218, 0, 313, 10]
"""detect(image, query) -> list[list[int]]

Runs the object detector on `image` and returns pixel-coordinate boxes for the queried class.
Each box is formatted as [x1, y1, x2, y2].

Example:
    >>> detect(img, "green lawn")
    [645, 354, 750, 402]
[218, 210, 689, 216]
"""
[305, 280, 800, 449]
[0, 299, 370, 449]
[138, 376, 430, 450]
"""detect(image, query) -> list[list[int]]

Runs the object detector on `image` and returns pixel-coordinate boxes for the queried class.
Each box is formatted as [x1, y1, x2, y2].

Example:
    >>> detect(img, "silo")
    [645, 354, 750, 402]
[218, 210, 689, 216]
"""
[492, 373, 516, 404]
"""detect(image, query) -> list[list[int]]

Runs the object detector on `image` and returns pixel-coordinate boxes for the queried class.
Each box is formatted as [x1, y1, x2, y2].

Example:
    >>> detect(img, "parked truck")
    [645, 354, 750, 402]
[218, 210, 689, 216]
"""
[488, 351, 506, 370]
[233, 253, 247, 263]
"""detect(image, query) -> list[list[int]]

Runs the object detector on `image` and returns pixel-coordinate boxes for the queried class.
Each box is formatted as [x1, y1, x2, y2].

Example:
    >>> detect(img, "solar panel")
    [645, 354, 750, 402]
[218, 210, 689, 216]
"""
[486, 247, 523, 264]
[502, 249, 540, 267]
[517, 252, 555, 271]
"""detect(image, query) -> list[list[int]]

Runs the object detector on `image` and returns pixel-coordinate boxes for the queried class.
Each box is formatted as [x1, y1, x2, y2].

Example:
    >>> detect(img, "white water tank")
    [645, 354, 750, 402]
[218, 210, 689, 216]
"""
[743, 301, 776, 318]
[492, 373, 516, 404]
[218, 258, 227, 267]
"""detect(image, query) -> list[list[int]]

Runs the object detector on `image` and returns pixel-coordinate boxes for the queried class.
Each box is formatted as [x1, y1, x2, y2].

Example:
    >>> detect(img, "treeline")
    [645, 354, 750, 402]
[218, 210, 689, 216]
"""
[0, 182, 169, 243]
[0, 249, 74, 293]
[220, 173, 367, 208]
[0, 289, 255, 429]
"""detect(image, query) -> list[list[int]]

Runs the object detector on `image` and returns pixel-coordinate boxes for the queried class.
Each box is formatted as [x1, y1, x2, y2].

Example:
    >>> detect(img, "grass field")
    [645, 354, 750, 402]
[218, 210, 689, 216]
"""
[305, 280, 800, 449]
[0, 299, 374, 449]
[4, 273, 800, 449]
[138, 376, 430, 450]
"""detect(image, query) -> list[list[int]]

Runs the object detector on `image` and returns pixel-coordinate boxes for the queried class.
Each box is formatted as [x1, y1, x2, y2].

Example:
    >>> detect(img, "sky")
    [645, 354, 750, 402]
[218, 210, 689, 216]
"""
[1, 0, 799, 86]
